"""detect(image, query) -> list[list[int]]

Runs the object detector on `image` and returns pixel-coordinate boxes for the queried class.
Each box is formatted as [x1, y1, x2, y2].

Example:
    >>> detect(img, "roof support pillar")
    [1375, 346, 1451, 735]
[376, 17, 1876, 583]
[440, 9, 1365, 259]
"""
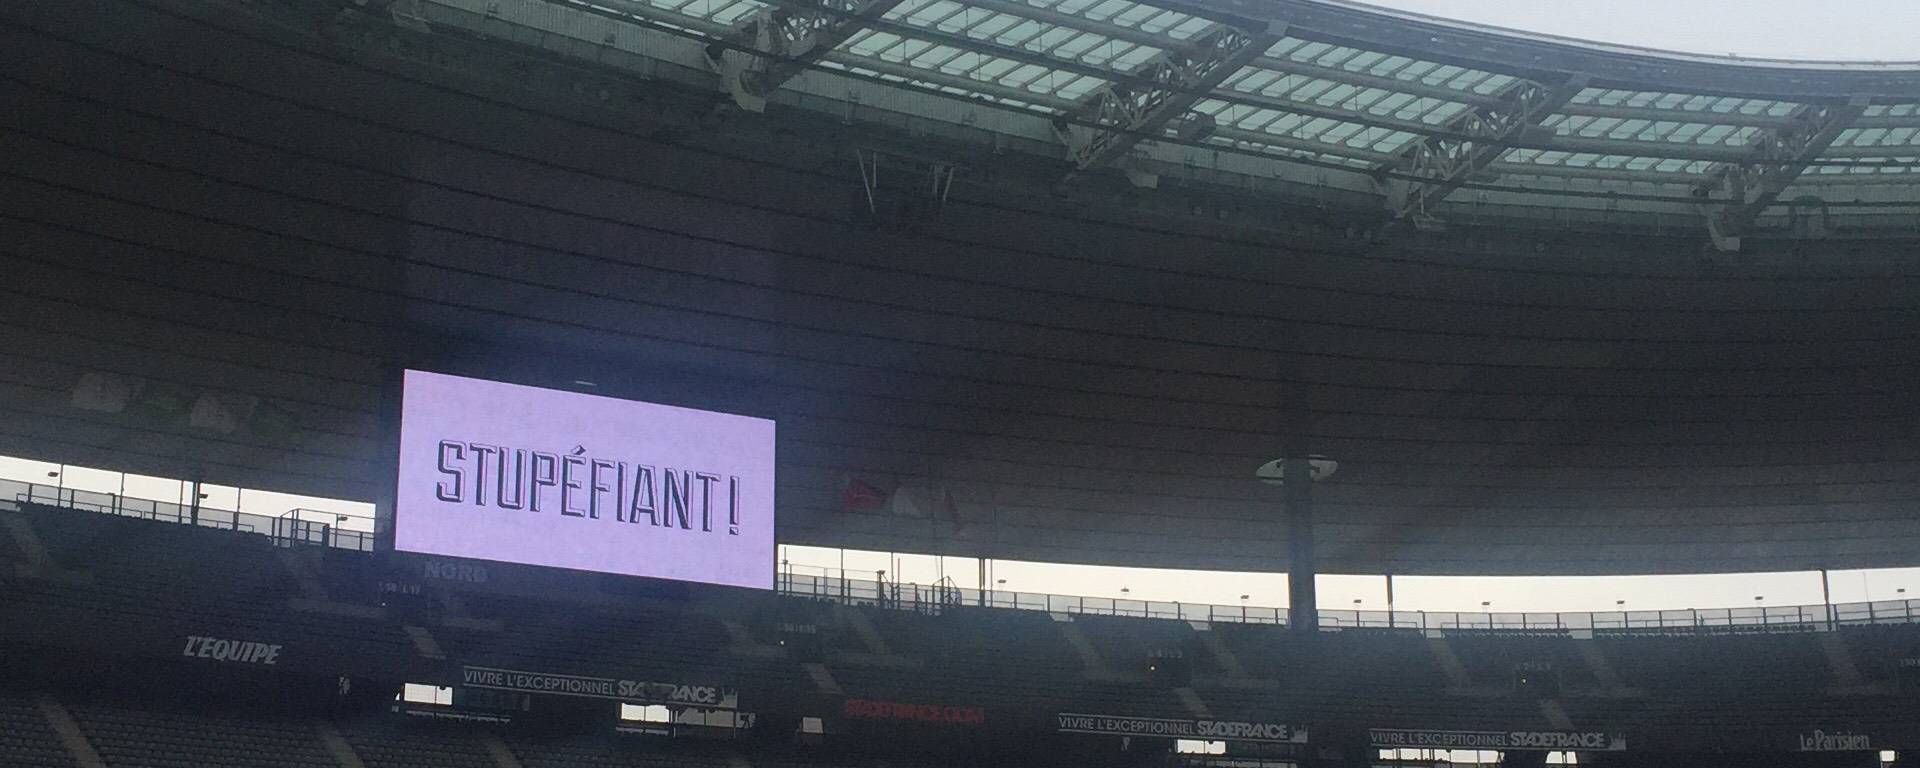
[1695, 97, 1868, 252]
[706, 0, 907, 111]
[1375, 76, 1585, 225]
[1284, 455, 1317, 636]
[1053, 21, 1284, 178]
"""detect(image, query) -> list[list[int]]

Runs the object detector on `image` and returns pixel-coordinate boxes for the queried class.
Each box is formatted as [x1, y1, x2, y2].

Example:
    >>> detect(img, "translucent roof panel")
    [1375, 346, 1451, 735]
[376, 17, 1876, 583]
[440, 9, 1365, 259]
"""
[1864, 104, 1920, 119]
[1832, 126, 1920, 149]
[1193, 98, 1420, 155]
[876, 0, 1167, 72]
[1802, 158, 1919, 177]
[1501, 148, 1717, 176]
[646, 0, 772, 26]
[1221, 68, 1478, 128]
[1052, 0, 1211, 39]
[1541, 114, 1762, 147]
[838, 28, 1112, 101]
[1808, 118, 1920, 179]
[1264, 38, 1519, 96]
[1571, 88, 1802, 118]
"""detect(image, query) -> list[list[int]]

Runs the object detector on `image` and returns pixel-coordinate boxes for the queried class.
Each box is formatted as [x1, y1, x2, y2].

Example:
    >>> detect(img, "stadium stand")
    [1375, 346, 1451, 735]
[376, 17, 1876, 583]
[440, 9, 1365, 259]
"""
[6, 498, 1920, 764]
[340, 719, 501, 768]
[69, 701, 335, 768]
[1070, 614, 1200, 674]
[1600, 632, 1833, 697]
[0, 505, 419, 680]
[506, 732, 737, 768]
[1444, 630, 1600, 693]
[439, 593, 733, 679]
[0, 693, 75, 768]
[817, 604, 1199, 717]
[1836, 625, 1920, 682]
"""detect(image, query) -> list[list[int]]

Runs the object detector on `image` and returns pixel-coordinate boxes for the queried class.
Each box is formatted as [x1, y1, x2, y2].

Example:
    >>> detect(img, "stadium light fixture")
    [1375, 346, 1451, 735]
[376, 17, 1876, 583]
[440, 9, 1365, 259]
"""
[1255, 455, 1338, 485]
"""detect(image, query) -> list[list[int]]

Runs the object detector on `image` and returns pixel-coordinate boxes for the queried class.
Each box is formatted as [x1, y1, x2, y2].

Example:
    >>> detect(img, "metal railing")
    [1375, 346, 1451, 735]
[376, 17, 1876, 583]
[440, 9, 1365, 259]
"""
[777, 569, 1920, 634]
[4, 479, 375, 551]
[12, 478, 1920, 634]
[272, 507, 377, 551]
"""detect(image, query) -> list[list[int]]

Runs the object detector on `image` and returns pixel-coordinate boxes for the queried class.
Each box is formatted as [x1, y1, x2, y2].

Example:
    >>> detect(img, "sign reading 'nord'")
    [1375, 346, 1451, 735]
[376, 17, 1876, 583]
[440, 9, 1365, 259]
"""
[395, 370, 775, 588]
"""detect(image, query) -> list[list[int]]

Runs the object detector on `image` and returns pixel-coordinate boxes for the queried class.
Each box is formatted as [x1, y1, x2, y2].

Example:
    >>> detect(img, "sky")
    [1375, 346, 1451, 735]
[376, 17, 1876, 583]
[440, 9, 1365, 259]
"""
[1357, 0, 1920, 61]
[10, 452, 1920, 617]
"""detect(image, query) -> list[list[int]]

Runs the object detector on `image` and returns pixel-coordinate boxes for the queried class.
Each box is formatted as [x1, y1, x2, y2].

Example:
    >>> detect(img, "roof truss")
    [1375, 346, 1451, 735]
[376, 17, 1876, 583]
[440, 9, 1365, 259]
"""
[1374, 75, 1585, 222]
[488, 0, 1918, 230]
[1696, 97, 1871, 251]
[709, 0, 909, 110]
[1054, 21, 1285, 173]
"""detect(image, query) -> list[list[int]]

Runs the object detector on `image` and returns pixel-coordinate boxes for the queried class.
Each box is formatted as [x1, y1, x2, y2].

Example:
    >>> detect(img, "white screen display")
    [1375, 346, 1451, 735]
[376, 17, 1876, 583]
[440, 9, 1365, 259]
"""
[394, 370, 775, 588]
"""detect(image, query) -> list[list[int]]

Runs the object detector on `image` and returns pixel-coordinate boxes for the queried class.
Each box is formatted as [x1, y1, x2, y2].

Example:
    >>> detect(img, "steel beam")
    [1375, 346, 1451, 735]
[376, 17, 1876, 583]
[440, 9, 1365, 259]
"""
[1374, 75, 1584, 221]
[1695, 97, 1869, 251]
[709, 0, 907, 110]
[1210, 126, 1397, 164]
[1054, 21, 1284, 172]
[1558, 101, 1797, 129]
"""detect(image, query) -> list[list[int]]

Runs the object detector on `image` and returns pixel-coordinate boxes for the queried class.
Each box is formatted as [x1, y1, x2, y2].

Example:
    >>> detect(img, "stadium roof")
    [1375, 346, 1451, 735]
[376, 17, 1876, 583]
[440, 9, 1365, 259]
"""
[410, 0, 1920, 244]
[13, 0, 1920, 580]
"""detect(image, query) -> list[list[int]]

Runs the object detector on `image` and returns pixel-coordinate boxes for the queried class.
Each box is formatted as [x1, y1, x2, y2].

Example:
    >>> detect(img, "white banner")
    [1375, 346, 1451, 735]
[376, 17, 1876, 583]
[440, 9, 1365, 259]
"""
[1370, 728, 1626, 751]
[460, 666, 737, 709]
[1058, 713, 1306, 744]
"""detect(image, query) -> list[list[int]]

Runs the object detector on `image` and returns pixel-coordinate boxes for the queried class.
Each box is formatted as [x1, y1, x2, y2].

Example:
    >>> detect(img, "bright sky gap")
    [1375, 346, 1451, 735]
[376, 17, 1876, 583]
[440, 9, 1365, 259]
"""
[10, 453, 1920, 614]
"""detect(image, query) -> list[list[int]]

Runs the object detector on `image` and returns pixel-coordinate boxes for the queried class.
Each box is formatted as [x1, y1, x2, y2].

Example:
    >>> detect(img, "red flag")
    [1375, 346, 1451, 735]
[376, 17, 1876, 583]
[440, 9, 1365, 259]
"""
[942, 488, 964, 532]
[843, 477, 888, 512]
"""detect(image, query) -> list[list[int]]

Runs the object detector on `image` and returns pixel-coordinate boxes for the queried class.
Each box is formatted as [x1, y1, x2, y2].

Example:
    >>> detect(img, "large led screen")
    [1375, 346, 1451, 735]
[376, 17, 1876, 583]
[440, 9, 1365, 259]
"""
[394, 370, 775, 588]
